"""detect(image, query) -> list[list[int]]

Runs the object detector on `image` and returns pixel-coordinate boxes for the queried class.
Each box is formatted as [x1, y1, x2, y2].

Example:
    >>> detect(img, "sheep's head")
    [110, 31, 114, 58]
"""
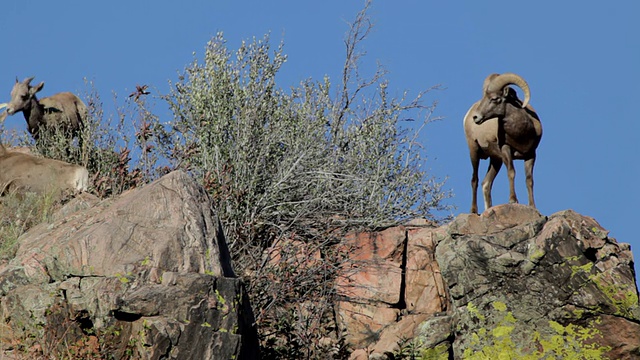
[471, 73, 530, 124]
[6, 77, 44, 115]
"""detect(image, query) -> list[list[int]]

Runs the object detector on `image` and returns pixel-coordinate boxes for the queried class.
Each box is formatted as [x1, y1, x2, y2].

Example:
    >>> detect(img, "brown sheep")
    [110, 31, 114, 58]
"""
[0, 143, 88, 195]
[463, 73, 543, 214]
[5, 77, 87, 140]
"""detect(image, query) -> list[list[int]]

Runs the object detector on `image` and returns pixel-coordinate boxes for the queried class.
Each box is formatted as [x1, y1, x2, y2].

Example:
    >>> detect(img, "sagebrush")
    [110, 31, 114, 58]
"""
[161, 3, 450, 357]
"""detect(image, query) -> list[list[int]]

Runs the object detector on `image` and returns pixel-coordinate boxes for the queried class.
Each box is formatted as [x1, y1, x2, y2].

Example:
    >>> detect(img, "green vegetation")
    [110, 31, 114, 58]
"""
[0, 189, 59, 259]
[394, 337, 451, 360]
[163, 23, 449, 262]
[158, 3, 450, 357]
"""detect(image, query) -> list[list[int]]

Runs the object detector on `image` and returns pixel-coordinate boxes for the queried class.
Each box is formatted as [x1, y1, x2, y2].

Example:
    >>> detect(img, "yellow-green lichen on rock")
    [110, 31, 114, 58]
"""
[589, 271, 639, 318]
[399, 315, 455, 360]
[565, 253, 639, 318]
[419, 342, 450, 360]
[435, 205, 640, 359]
[461, 301, 611, 359]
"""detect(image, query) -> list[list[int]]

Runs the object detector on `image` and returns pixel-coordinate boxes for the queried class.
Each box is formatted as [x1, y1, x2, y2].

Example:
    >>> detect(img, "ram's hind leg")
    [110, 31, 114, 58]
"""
[500, 145, 519, 204]
[524, 156, 536, 208]
[482, 157, 502, 212]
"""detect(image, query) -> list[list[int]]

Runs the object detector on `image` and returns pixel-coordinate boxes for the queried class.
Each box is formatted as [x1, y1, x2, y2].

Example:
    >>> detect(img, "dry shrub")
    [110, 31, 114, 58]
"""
[162, 2, 451, 358]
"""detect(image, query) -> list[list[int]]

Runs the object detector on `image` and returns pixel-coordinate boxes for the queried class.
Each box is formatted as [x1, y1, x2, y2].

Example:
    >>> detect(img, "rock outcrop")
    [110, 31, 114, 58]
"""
[1, 169, 637, 359]
[340, 204, 640, 359]
[0, 171, 258, 359]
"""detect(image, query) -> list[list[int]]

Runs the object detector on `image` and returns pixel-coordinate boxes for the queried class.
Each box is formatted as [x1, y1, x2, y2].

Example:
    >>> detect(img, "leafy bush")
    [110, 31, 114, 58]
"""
[161, 3, 451, 357]
[164, 6, 450, 265]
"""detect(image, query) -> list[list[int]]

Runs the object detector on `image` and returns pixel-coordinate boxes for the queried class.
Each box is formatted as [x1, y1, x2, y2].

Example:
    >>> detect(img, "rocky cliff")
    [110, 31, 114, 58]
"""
[0, 170, 637, 359]
[0, 171, 258, 359]
[342, 204, 640, 359]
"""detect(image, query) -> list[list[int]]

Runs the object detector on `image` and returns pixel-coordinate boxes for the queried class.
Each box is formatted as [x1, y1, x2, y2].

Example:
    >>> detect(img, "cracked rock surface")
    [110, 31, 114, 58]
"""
[437, 204, 640, 359]
[0, 171, 258, 359]
[344, 204, 639, 359]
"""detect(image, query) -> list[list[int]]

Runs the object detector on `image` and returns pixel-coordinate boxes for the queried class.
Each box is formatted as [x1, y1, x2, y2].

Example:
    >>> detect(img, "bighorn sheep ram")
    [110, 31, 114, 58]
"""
[463, 73, 543, 214]
[0, 143, 88, 195]
[5, 77, 87, 139]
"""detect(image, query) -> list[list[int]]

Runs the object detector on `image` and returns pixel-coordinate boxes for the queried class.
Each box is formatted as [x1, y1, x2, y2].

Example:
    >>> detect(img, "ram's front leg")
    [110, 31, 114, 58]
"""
[501, 145, 518, 204]
[469, 151, 480, 214]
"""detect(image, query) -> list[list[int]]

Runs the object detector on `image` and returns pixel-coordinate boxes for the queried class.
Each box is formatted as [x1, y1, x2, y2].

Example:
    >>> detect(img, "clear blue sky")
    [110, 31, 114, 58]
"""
[2, 2, 639, 254]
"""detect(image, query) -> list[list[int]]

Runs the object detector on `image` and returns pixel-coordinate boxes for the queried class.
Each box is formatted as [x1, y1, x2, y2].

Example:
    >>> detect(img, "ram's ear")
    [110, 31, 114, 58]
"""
[30, 82, 45, 96]
[502, 86, 511, 97]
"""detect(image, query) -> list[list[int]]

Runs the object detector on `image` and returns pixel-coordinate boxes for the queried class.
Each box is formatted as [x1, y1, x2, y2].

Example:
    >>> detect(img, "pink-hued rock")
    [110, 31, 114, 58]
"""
[340, 205, 639, 360]
[595, 314, 640, 360]
[336, 226, 406, 304]
[344, 226, 406, 262]
[338, 301, 400, 347]
[369, 313, 430, 355]
[405, 226, 448, 313]
[336, 221, 449, 355]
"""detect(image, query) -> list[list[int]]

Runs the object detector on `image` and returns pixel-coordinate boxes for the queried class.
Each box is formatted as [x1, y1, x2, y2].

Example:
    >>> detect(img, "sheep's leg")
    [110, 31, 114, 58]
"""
[481, 157, 502, 212]
[524, 156, 536, 208]
[501, 145, 518, 204]
[470, 152, 480, 213]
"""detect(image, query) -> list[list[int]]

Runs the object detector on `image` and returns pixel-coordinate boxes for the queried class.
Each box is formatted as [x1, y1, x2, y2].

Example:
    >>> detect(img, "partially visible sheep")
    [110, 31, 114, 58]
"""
[0, 143, 88, 195]
[463, 72, 543, 214]
[5, 77, 87, 140]
[0, 102, 6, 123]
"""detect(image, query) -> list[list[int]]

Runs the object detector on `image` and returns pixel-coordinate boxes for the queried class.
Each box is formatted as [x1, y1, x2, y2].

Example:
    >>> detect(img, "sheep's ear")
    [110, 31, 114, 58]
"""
[30, 82, 45, 95]
[502, 86, 511, 97]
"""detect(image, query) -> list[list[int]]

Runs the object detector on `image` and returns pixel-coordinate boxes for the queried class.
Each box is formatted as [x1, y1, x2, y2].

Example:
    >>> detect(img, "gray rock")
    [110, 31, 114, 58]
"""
[0, 171, 258, 359]
[436, 204, 640, 359]
[342, 204, 640, 360]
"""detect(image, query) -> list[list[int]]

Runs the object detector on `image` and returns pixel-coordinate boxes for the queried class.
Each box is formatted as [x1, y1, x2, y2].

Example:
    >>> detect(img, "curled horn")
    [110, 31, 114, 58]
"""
[488, 73, 531, 108]
[482, 74, 499, 93]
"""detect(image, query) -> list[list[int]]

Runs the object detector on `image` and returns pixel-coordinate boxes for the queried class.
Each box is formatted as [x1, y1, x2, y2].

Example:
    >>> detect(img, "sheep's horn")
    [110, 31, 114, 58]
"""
[0, 103, 7, 110]
[488, 73, 530, 108]
[482, 74, 499, 93]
